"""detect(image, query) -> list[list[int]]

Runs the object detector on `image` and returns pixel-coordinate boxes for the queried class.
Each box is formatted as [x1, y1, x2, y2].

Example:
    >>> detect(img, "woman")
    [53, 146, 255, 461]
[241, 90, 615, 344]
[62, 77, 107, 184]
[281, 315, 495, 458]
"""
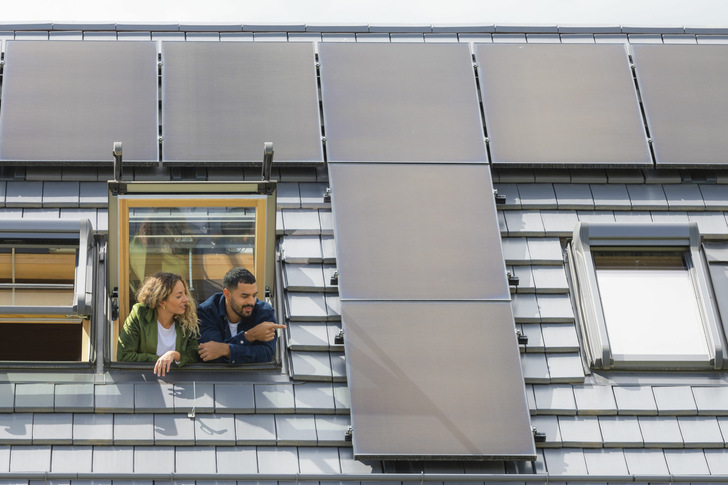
[117, 272, 199, 376]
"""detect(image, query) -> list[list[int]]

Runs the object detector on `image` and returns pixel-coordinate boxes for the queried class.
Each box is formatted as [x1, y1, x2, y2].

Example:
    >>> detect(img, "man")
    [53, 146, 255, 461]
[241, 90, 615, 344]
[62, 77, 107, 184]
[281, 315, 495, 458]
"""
[197, 267, 286, 364]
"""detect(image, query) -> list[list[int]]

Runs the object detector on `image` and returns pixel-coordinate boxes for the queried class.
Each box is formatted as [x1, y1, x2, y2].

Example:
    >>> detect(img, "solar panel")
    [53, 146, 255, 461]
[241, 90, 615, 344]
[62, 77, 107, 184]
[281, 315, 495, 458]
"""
[476, 43, 652, 167]
[161, 42, 323, 165]
[319, 43, 487, 164]
[342, 300, 535, 460]
[0, 41, 158, 164]
[330, 162, 534, 460]
[632, 44, 728, 167]
[329, 163, 509, 301]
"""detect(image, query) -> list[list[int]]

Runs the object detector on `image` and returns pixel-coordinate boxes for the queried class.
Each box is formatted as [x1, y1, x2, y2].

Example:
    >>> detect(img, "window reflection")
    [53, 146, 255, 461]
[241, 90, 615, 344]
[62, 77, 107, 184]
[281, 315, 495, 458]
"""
[593, 250, 710, 361]
[0, 246, 76, 306]
[128, 207, 256, 303]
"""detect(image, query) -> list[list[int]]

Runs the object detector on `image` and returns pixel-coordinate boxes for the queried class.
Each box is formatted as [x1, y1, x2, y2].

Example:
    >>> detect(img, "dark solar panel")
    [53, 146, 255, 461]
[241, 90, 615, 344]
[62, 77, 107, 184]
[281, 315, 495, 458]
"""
[342, 300, 535, 460]
[632, 44, 728, 167]
[0, 41, 158, 164]
[319, 43, 487, 164]
[329, 163, 509, 301]
[161, 42, 323, 165]
[476, 43, 652, 167]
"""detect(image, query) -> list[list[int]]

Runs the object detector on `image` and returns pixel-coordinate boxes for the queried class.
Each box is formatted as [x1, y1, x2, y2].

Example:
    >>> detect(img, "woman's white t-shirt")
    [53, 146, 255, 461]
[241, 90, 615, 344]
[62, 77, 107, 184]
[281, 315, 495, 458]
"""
[157, 321, 177, 356]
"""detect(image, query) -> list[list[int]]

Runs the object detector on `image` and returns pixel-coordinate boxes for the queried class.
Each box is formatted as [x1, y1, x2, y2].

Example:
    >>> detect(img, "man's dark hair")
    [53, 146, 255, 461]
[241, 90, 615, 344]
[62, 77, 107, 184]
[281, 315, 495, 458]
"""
[223, 267, 256, 290]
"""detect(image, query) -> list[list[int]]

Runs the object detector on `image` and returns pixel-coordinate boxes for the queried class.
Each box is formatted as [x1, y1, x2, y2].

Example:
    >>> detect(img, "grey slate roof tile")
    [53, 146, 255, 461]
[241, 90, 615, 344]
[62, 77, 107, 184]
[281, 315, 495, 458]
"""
[321, 235, 337, 262]
[663, 449, 711, 475]
[553, 184, 594, 209]
[614, 386, 658, 415]
[216, 446, 258, 474]
[540, 210, 579, 236]
[561, 33, 596, 43]
[284, 264, 326, 291]
[569, 168, 607, 183]
[492, 184, 521, 209]
[214, 384, 255, 414]
[5, 181, 43, 207]
[286, 292, 329, 321]
[32, 413, 73, 444]
[536, 294, 574, 322]
[51, 445, 92, 473]
[699, 184, 728, 210]
[533, 385, 576, 415]
[299, 447, 342, 473]
[531, 266, 569, 293]
[73, 414, 113, 445]
[79, 181, 108, 207]
[543, 448, 587, 475]
[0, 414, 32, 443]
[277, 209, 284, 234]
[332, 383, 350, 413]
[195, 414, 236, 445]
[173, 383, 215, 414]
[614, 210, 654, 222]
[546, 353, 585, 383]
[315, 415, 351, 445]
[573, 386, 617, 415]
[0, 182, 6, 207]
[113, 414, 154, 445]
[14, 383, 54, 412]
[512, 293, 540, 322]
[95, 383, 135, 413]
[276, 415, 318, 445]
[623, 448, 669, 475]
[693, 386, 728, 415]
[521, 353, 550, 383]
[541, 323, 579, 352]
[688, 211, 728, 237]
[576, 210, 616, 223]
[502, 238, 530, 264]
[598, 416, 643, 447]
[530, 415, 561, 447]
[678, 416, 725, 448]
[282, 236, 323, 263]
[319, 210, 334, 235]
[497, 210, 508, 235]
[651, 210, 690, 223]
[590, 184, 631, 210]
[512, 266, 534, 292]
[606, 169, 645, 184]
[558, 416, 603, 447]
[54, 383, 94, 412]
[92, 445, 134, 473]
[323, 264, 339, 293]
[255, 384, 296, 413]
[527, 238, 563, 264]
[9, 445, 50, 472]
[300, 183, 331, 209]
[154, 414, 195, 445]
[257, 446, 299, 473]
[663, 184, 706, 210]
[520, 323, 544, 352]
[704, 449, 728, 474]
[42, 181, 79, 207]
[503, 211, 546, 236]
[235, 414, 276, 445]
[0, 446, 7, 472]
[282, 209, 322, 235]
[653, 386, 698, 415]
[638, 416, 684, 447]
[627, 184, 668, 210]
[525, 385, 536, 412]
[583, 449, 628, 475]
[20, 208, 60, 219]
[294, 382, 336, 413]
[516, 184, 557, 209]
[330, 352, 347, 382]
[133, 445, 174, 473]
[134, 383, 175, 413]
[339, 447, 382, 474]
[176, 446, 217, 474]
[277, 183, 301, 209]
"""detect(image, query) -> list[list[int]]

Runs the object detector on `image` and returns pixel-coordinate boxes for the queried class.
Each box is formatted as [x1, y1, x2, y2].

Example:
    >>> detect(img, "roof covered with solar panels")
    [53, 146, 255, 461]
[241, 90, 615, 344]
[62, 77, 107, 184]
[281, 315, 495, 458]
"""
[1, 19, 728, 484]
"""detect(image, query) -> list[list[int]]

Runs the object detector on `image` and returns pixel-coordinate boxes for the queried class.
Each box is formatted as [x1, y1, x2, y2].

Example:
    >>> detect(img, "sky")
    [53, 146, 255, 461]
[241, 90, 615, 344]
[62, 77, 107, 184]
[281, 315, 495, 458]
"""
[0, 0, 727, 27]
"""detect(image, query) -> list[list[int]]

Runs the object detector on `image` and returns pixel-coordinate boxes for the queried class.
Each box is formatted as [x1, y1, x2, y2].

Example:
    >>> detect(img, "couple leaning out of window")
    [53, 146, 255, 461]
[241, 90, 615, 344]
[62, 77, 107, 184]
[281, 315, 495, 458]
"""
[117, 267, 285, 376]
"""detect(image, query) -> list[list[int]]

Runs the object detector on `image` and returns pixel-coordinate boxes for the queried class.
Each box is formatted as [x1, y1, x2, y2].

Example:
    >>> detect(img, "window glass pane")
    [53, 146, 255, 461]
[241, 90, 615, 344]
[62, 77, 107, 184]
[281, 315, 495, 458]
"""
[0, 247, 76, 307]
[594, 251, 710, 360]
[128, 206, 256, 304]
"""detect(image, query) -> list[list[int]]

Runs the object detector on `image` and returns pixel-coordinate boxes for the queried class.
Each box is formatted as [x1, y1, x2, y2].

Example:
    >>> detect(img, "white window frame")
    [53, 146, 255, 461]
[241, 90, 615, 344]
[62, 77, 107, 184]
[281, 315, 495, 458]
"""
[569, 222, 724, 370]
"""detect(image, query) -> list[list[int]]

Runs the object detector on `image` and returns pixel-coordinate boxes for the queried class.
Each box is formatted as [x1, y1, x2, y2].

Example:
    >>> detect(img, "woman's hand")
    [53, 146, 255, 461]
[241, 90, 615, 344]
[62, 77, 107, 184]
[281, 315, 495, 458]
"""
[154, 351, 181, 377]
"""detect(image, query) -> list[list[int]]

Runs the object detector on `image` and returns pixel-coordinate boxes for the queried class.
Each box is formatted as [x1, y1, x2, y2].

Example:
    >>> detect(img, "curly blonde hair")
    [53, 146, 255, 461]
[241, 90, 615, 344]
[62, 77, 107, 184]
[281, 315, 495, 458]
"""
[136, 272, 198, 338]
